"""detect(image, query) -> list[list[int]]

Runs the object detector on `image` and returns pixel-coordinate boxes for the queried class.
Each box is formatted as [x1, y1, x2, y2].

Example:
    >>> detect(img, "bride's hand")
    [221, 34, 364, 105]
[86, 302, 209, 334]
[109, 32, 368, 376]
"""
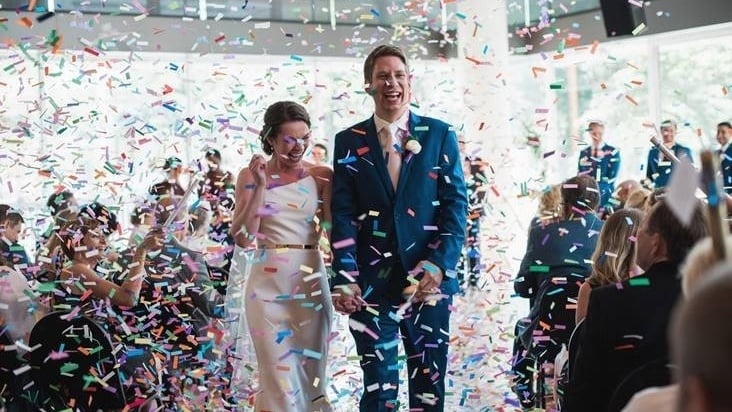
[249, 155, 267, 187]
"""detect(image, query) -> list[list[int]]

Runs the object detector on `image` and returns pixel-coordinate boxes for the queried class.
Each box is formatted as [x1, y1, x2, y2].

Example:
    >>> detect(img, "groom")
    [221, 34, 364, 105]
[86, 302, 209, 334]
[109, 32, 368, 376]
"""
[330, 44, 468, 411]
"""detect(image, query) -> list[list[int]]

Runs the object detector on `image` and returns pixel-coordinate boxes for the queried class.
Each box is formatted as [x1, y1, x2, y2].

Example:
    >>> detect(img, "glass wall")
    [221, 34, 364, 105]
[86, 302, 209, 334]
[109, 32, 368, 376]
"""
[659, 36, 732, 149]
[0, 47, 462, 253]
[509, 25, 732, 187]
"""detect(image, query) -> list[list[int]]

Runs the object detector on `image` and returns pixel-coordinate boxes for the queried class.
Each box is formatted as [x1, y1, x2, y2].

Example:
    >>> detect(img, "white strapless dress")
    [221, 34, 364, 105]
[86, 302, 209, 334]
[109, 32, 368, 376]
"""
[244, 175, 333, 412]
[225, 243, 258, 399]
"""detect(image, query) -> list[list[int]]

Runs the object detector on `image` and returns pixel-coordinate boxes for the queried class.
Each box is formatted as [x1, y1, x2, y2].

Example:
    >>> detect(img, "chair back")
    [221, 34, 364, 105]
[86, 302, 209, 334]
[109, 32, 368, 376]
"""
[607, 358, 673, 412]
[555, 318, 585, 410]
[28, 311, 126, 410]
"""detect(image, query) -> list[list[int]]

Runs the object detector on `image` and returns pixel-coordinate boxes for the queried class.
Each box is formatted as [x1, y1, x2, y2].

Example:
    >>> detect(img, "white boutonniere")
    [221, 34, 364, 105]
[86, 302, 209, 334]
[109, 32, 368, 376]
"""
[404, 136, 422, 155]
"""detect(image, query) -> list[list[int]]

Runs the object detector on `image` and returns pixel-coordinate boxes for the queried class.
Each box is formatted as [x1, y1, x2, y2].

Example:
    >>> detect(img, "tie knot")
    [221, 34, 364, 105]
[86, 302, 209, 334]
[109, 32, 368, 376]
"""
[381, 125, 402, 149]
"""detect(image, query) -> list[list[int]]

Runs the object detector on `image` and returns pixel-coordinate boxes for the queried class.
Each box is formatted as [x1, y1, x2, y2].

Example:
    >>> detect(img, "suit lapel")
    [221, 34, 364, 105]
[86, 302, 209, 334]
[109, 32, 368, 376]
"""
[724, 145, 732, 161]
[395, 111, 420, 199]
[361, 117, 395, 197]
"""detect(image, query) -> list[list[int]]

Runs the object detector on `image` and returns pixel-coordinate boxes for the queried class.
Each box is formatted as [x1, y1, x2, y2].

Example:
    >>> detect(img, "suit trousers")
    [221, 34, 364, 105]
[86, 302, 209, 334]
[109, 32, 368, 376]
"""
[349, 294, 453, 411]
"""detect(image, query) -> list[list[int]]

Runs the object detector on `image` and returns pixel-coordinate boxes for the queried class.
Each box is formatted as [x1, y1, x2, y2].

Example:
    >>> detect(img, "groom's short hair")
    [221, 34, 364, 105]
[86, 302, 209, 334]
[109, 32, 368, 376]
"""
[363, 45, 409, 84]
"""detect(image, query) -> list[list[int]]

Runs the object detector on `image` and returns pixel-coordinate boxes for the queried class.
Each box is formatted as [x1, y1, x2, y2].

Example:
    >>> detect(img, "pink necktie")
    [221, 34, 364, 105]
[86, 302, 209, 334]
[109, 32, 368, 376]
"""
[383, 125, 401, 190]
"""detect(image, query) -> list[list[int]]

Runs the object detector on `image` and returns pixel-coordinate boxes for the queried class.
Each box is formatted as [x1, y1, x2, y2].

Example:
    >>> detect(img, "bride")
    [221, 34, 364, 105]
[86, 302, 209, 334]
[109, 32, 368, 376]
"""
[227, 100, 333, 411]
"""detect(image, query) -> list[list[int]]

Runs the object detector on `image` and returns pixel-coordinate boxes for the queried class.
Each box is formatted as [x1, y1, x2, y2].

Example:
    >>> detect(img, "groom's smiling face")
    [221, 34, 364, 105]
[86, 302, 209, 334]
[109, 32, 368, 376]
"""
[368, 55, 411, 122]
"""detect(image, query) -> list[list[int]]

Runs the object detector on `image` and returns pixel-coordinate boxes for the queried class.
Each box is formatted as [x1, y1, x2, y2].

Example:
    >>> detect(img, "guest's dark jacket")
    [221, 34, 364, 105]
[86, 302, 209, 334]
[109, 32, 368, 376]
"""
[514, 213, 603, 353]
[0, 239, 29, 280]
[646, 143, 692, 189]
[564, 260, 682, 411]
[577, 143, 620, 208]
[148, 180, 185, 199]
[719, 144, 732, 194]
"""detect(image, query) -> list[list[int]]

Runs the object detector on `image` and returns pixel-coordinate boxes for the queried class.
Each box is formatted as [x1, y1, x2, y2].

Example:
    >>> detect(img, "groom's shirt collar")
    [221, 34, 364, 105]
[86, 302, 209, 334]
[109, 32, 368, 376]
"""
[374, 111, 409, 136]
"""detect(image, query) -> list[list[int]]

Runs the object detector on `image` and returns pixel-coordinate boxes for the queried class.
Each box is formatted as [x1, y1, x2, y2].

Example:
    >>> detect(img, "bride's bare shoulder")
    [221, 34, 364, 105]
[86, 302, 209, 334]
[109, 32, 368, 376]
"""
[306, 164, 333, 180]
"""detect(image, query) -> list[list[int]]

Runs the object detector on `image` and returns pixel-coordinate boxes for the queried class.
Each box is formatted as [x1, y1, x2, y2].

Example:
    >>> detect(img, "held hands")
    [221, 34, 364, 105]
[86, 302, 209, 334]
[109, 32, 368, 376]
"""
[412, 260, 444, 302]
[248, 154, 267, 187]
[332, 283, 363, 315]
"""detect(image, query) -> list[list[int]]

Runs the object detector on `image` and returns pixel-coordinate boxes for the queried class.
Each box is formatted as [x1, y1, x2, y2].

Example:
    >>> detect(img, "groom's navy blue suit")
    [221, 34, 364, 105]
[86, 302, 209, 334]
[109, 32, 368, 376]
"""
[331, 111, 468, 411]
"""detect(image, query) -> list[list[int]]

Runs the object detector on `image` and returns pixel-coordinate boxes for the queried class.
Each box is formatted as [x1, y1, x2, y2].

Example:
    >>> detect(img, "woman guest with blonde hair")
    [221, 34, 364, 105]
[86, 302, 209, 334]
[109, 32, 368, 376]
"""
[624, 188, 652, 212]
[576, 207, 643, 323]
[532, 184, 562, 226]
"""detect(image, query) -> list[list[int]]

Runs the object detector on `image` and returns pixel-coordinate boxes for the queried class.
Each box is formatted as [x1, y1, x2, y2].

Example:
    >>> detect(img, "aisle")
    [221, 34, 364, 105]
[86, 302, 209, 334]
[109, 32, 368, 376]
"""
[325, 287, 528, 411]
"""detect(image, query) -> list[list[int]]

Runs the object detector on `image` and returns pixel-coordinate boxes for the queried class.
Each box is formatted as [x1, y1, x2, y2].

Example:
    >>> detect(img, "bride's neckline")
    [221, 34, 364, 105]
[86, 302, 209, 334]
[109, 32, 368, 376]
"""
[266, 174, 313, 190]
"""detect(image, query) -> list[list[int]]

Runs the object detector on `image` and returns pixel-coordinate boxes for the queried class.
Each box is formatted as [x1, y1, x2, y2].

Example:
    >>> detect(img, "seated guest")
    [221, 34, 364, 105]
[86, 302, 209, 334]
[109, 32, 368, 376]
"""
[564, 199, 708, 411]
[622, 235, 732, 412]
[0, 255, 47, 410]
[46, 190, 77, 219]
[670, 263, 732, 412]
[149, 156, 186, 200]
[131, 196, 226, 404]
[0, 256, 46, 345]
[625, 188, 652, 212]
[36, 191, 78, 253]
[532, 184, 562, 227]
[48, 210, 163, 410]
[78, 202, 126, 264]
[512, 175, 604, 408]
[614, 180, 642, 209]
[576, 208, 643, 323]
[0, 209, 30, 280]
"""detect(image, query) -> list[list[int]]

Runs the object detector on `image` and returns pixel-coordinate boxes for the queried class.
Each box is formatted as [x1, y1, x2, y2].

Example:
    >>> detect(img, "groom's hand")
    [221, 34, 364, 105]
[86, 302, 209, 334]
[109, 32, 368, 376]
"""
[332, 284, 363, 314]
[413, 260, 444, 302]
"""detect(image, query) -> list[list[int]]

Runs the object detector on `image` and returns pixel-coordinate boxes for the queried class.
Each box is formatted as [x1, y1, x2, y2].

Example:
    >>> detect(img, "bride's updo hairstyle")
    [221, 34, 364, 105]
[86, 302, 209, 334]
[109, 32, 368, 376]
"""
[258, 101, 311, 155]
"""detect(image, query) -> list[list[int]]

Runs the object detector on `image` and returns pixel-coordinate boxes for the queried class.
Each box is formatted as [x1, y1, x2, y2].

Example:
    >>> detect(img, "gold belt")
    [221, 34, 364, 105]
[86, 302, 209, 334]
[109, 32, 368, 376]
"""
[258, 244, 316, 250]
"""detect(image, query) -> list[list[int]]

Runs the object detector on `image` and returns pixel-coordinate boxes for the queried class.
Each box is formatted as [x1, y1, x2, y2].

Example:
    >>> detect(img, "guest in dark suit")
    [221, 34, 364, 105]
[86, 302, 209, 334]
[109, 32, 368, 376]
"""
[645, 119, 693, 189]
[511, 175, 603, 408]
[330, 44, 468, 411]
[564, 199, 708, 411]
[577, 121, 620, 212]
[459, 153, 486, 289]
[0, 210, 30, 280]
[716, 121, 732, 194]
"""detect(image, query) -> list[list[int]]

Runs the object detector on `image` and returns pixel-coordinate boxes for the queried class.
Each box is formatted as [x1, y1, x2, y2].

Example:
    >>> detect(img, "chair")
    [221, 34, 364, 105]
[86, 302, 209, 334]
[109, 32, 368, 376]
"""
[1, 329, 35, 411]
[607, 358, 673, 412]
[554, 318, 585, 410]
[28, 311, 127, 410]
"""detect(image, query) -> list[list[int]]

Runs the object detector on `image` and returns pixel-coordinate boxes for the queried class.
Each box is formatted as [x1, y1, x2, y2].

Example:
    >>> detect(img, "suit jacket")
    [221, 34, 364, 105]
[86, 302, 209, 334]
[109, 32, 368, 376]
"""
[514, 214, 603, 350]
[330, 111, 468, 302]
[564, 260, 682, 411]
[577, 143, 620, 207]
[646, 143, 693, 189]
[719, 145, 732, 194]
[0, 239, 29, 280]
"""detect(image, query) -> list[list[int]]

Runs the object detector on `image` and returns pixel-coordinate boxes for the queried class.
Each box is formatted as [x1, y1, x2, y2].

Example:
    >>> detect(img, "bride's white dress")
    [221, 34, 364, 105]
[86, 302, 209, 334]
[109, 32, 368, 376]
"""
[225, 243, 257, 398]
[244, 175, 333, 412]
